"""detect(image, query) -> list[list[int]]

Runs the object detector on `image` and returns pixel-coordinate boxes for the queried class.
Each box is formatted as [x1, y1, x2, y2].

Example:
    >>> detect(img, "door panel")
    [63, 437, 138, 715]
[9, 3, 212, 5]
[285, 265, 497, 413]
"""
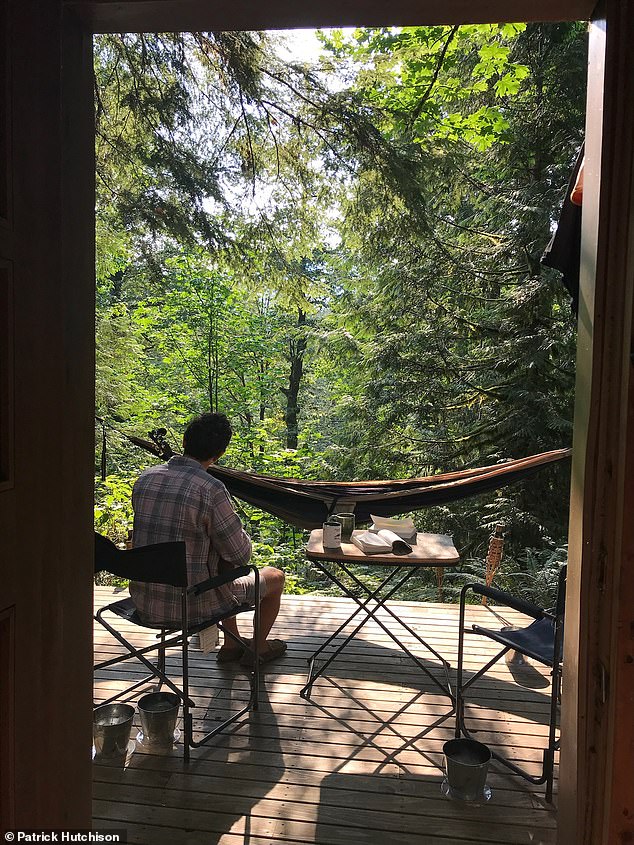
[0, 0, 8, 228]
[0, 1, 93, 829]
[0, 607, 15, 828]
[0, 260, 13, 490]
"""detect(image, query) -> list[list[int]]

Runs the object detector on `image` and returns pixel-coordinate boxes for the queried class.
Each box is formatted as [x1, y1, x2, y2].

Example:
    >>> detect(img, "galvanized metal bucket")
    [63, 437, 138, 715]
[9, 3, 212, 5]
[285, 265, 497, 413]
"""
[443, 738, 491, 801]
[93, 703, 135, 760]
[138, 692, 180, 749]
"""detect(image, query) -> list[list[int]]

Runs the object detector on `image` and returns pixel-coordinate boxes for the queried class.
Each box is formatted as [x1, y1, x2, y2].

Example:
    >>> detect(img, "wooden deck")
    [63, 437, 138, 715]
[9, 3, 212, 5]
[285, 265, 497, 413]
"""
[93, 588, 558, 845]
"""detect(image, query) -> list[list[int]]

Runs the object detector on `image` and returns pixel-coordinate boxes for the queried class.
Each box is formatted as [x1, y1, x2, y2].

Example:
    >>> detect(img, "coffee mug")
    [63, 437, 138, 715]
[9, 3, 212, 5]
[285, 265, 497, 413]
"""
[334, 512, 355, 542]
[323, 520, 342, 549]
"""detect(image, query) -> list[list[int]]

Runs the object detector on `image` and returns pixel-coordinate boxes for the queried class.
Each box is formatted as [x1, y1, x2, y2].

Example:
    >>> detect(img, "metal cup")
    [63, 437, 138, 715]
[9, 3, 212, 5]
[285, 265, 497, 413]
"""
[322, 520, 342, 549]
[334, 512, 355, 543]
[138, 692, 180, 748]
[93, 703, 135, 760]
[443, 738, 491, 801]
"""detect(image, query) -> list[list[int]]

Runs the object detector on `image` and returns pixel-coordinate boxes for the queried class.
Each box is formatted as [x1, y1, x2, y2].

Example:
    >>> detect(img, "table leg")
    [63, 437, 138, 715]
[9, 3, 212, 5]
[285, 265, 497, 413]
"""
[300, 563, 403, 699]
[304, 561, 403, 662]
[301, 561, 454, 702]
[335, 563, 453, 698]
[340, 562, 452, 671]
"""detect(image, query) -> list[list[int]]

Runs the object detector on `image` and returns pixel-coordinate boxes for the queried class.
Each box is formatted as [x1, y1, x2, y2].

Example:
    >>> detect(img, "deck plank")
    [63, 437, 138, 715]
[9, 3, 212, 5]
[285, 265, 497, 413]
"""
[93, 589, 558, 844]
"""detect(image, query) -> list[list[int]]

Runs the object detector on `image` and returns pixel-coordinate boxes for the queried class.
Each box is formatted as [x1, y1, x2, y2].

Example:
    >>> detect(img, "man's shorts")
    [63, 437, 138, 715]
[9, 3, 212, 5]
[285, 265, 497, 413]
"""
[231, 569, 268, 607]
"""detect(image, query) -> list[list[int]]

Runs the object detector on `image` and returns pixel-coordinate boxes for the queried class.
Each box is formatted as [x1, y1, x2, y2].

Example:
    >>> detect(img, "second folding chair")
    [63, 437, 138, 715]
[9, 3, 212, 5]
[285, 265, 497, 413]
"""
[455, 565, 566, 802]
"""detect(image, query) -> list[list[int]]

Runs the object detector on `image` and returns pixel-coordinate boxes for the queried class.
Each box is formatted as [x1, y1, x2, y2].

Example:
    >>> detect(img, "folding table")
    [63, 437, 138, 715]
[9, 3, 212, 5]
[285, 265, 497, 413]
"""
[299, 529, 460, 704]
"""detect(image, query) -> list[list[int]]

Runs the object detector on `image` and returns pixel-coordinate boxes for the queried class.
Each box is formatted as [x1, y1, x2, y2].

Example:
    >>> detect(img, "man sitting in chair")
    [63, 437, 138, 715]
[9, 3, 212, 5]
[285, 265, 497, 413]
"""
[130, 412, 287, 666]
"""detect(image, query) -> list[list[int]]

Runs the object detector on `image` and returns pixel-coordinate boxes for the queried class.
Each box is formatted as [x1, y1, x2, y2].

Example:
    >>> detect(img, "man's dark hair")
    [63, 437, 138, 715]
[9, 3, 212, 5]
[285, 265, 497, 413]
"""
[183, 412, 232, 461]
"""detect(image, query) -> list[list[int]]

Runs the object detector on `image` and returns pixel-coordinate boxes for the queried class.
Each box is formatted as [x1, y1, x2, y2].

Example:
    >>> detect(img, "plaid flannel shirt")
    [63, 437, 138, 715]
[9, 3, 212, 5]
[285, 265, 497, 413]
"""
[130, 454, 252, 627]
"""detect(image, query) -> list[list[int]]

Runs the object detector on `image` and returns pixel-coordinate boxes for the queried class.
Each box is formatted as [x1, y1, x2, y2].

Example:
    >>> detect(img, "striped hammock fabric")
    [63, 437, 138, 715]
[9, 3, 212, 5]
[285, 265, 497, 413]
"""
[128, 434, 571, 530]
[207, 449, 571, 529]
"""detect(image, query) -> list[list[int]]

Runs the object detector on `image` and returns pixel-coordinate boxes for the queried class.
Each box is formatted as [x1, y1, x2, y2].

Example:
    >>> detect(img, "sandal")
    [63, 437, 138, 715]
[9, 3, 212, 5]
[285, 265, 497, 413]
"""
[216, 638, 251, 664]
[240, 639, 287, 667]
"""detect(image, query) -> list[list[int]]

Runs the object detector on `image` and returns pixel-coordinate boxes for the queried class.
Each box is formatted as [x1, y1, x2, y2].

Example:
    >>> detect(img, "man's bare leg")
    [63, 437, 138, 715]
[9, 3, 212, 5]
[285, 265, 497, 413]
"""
[221, 615, 241, 648]
[255, 567, 285, 650]
[217, 566, 285, 661]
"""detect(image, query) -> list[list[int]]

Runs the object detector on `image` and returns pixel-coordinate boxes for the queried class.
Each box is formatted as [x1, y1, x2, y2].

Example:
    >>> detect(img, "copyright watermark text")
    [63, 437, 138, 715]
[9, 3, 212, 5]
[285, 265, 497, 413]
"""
[3, 832, 126, 843]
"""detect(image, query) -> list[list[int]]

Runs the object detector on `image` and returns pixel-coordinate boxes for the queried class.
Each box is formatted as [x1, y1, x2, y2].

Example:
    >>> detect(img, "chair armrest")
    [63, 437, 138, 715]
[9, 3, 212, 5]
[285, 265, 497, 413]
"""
[462, 583, 546, 620]
[188, 564, 254, 597]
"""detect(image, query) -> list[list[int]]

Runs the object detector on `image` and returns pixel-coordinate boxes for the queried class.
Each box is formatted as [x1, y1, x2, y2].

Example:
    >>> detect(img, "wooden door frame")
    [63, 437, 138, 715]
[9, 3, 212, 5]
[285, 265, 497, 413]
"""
[61, 1, 633, 842]
[559, 3, 634, 843]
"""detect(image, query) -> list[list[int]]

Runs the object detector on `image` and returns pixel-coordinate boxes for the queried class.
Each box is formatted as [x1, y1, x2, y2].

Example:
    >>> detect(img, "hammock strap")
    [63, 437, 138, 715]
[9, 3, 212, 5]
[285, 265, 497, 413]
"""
[325, 498, 358, 520]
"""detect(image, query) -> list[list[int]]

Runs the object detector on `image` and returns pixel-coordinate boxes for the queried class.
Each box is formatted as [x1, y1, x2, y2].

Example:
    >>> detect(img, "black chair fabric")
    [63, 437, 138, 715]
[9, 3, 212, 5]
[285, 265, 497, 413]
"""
[95, 533, 187, 586]
[471, 616, 559, 666]
[107, 595, 254, 633]
[106, 597, 143, 625]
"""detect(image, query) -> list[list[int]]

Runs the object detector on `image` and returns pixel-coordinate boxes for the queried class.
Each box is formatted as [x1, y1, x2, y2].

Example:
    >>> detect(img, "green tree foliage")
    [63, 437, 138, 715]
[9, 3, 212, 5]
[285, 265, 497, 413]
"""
[94, 31, 263, 257]
[317, 22, 586, 550]
[94, 23, 587, 593]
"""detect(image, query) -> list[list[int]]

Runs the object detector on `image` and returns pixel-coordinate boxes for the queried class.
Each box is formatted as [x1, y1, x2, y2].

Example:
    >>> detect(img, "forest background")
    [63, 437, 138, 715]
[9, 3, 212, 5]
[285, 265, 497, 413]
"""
[94, 22, 586, 604]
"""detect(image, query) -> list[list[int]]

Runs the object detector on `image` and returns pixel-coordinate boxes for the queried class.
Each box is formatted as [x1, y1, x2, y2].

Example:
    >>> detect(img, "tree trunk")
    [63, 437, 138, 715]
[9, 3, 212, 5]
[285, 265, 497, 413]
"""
[281, 309, 307, 449]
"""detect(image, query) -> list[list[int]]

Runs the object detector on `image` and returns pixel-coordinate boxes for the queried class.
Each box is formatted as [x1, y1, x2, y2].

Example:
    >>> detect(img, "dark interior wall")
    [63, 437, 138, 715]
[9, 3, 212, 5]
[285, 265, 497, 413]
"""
[0, 1, 94, 828]
[0, 0, 631, 839]
[67, 0, 595, 30]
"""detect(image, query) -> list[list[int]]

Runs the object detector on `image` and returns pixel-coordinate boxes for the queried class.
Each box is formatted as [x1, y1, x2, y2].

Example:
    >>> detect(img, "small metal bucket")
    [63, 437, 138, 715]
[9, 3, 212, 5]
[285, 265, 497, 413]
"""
[443, 738, 491, 801]
[138, 692, 180, 748]
[93, 703, 135, 760]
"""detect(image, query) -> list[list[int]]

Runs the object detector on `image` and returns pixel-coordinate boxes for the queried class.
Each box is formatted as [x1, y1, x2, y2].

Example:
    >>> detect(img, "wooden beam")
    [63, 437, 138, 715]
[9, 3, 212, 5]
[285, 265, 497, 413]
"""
[66, 0, 594, 32]
[602, 4, 634, 839]
[559, 2, 634, 843]
[59, 5, 97, 826]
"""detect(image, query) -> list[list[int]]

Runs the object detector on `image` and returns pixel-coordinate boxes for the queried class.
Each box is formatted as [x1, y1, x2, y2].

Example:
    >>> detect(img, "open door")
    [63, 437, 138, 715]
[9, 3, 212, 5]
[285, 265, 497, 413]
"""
[1, 0, 632, 840]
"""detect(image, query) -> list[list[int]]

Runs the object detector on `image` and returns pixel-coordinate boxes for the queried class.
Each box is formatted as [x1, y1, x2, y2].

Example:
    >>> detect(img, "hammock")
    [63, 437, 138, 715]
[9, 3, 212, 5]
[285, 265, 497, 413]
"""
[127, 433, 571, 530]
[208, 450, 570, 528]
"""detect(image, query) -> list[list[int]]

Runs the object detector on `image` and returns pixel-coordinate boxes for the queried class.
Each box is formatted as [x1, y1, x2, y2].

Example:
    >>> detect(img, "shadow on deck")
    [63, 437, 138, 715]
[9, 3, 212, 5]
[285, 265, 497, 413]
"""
[93, 589, 558, 845]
